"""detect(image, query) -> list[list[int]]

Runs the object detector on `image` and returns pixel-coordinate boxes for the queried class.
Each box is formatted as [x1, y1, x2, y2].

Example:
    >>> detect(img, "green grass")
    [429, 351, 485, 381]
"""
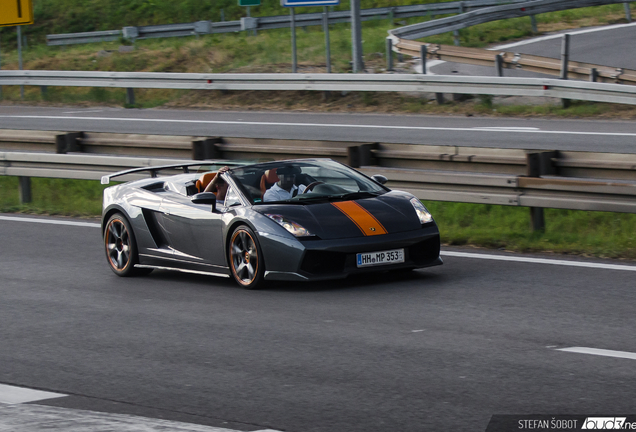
[2, 177, 635, 260]
[0, 177, 108, 217]
[426, 201, 636, 260]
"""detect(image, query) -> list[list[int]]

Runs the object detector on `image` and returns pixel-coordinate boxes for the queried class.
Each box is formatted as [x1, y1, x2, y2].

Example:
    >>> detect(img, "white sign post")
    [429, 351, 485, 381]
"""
[281, 0, 340, 73]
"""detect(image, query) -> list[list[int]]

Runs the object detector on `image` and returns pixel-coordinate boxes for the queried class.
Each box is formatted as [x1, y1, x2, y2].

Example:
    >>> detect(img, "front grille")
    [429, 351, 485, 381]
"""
[301, 250, 346, 275]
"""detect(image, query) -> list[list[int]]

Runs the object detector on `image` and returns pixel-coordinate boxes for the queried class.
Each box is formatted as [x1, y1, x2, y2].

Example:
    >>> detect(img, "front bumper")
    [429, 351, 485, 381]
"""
[261, 224, 441, 282]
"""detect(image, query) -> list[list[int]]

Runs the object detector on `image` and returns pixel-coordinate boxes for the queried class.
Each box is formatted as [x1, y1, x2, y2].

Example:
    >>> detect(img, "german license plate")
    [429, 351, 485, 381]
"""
[356, 248, 404, 268]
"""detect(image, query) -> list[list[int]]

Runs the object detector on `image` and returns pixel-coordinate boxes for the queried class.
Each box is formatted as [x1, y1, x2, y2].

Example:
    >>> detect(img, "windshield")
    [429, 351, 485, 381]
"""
[228, 160, 388, 205]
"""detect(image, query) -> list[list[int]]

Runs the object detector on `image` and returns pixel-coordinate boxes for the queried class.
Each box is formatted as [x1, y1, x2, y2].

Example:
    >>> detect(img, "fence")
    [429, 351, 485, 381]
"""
[390, 39, 636, 85]
[389, 0, 633, 40]
[45, 0, 531, 46]
[3, 130, 636, 231]
[2, 70, 636, 106]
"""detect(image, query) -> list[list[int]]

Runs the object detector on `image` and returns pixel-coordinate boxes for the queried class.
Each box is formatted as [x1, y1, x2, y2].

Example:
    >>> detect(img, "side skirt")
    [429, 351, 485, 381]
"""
[135, 265, 230, 279]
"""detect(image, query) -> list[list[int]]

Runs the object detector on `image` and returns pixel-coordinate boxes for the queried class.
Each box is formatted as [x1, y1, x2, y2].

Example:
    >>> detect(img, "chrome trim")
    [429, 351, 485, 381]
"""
[264, 271, 309, 280]
[139, 253, 225, 270]
[135, 264, 230, 278]
[147, 247, 203, 261]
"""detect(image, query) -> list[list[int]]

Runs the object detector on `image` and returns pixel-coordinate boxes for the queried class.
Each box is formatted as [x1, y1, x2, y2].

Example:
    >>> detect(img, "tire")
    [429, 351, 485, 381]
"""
[228, 225, 265, 290]
[104, 213, 150, 277]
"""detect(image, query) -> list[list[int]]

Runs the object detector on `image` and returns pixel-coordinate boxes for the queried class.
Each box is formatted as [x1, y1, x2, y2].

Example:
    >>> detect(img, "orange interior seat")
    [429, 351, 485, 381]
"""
[196, 172, 217, 192]
[259, 168, 278, 196]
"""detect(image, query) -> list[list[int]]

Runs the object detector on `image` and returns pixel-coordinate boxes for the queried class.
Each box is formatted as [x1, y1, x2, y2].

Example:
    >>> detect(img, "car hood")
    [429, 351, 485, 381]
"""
[254, 191, 423, 240]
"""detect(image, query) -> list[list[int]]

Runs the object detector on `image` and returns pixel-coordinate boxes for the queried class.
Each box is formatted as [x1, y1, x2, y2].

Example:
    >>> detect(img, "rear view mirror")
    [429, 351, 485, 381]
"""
[372, 174, 388, 185]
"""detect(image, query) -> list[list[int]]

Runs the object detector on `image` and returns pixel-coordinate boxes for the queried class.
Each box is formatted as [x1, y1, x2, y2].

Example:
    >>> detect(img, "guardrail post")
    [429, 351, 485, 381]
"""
[526, 151, 557, 232]
[420, 44, 427, 74]
[495, 54, 504, 77]
[530, 15, 538, 34]
[625, 2, 632, 23]
[122, 26, 139, 44]
[590, 68, 598, 82]
[40, 86, 48, 100]
[55, 132, 83, 154]
[386, 38, 393, 71]
[126, 88, 136, 106]
[192, 138, 222, 160]
[18, 176, 32, 204]
[560, 34, 571, 109]
[347, 143, 378, 168]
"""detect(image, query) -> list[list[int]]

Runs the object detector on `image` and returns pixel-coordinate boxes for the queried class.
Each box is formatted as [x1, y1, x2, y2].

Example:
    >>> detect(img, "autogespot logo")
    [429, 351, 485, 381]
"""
[582, 418, 630, 429]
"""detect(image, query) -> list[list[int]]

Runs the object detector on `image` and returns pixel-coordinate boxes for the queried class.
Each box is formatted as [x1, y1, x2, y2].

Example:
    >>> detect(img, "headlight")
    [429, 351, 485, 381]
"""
[410, 198, 433, 224]
[265, 214, 313, 237]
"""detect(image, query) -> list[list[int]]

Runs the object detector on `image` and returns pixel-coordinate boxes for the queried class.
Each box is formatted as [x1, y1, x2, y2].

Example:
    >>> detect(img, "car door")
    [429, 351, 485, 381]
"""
[158, 192, 226, 270]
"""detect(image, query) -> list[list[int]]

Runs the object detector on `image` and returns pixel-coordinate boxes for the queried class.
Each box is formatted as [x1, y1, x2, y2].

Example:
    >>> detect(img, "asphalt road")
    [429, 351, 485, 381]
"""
[1, 214, 635, 432]
[2, 106, 636, 154]
[430, 22, 636, 77]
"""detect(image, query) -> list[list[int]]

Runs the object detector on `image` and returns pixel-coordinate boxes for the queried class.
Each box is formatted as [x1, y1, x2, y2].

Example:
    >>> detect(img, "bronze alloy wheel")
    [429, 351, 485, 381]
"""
[229, 226, 264, 289]
[104, 214, 148, 277]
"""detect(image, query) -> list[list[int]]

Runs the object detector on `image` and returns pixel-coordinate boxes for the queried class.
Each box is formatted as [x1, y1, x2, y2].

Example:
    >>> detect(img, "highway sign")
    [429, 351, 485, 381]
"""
[281, 0, 340, 7]
[0, 0, 34, 27]
[239, 0, 260, 5]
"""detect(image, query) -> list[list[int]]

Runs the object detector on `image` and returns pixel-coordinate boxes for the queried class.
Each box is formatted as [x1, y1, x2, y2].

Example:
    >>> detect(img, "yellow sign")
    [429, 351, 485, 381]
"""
[0, 0, 34, 27]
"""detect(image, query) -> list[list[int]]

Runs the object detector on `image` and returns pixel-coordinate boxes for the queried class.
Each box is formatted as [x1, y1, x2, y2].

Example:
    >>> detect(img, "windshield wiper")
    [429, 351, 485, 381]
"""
[333, 191, 382, 201]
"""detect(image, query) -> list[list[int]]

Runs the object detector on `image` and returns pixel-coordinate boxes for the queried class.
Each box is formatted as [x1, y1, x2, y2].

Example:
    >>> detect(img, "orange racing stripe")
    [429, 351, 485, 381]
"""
[331, 201, 387, 236]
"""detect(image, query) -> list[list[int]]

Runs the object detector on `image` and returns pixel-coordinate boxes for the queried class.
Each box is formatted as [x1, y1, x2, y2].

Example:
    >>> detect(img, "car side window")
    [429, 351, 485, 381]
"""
[224, 186, 242, 207]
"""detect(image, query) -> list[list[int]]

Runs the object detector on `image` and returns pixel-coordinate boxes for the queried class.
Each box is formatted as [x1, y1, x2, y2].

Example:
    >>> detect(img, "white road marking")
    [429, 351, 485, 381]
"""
[63, 109, 103, 114]
[2, 215, 635, 272]
[0, 215, 100, 227]
[493, 22, 636, 50]
[0, 384, 66, 404]
[441, 251, 636, 272]
[0, 403, 282, 432]
[471, 126, 540, 131]
[556, 347, 636, 360]
[2, 115, 636, 137]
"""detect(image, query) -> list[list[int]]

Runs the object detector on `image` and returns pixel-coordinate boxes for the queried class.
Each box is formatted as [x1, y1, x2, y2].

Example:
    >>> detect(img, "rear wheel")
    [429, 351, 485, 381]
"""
[104, 213, 150, 277]
[229, 225, 265, 290]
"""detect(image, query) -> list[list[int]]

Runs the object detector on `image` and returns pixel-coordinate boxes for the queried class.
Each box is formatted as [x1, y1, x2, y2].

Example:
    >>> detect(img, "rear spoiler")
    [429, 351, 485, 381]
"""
[100, 161, 241, 185]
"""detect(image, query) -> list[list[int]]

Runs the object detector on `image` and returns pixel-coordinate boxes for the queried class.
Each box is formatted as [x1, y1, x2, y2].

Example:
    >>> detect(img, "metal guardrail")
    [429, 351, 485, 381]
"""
[3, 130, 636, 214]
[45, 0, 528, 46]
[394, 39, 636, 85]
[2, 70, 636, 105]
[388, 0, 631, 40]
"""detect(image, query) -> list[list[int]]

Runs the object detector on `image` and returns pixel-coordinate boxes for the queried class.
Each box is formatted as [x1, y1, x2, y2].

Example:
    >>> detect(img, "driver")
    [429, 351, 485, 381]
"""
[263, 166, 306, 202]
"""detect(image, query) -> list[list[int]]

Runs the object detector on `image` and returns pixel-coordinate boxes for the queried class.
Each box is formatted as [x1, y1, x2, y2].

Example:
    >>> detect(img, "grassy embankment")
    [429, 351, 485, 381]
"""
[2, 176, 635, 260]
[0, 2, 635, 117]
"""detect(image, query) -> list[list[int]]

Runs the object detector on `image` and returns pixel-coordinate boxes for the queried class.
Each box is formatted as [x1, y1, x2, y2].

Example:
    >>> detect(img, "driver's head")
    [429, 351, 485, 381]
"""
[276, 166, 300, 191]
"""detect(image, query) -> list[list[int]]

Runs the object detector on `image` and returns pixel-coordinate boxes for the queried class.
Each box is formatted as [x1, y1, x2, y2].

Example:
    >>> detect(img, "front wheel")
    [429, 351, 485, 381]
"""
[104, 213, 150, 277]
[229, 225, 265, 290]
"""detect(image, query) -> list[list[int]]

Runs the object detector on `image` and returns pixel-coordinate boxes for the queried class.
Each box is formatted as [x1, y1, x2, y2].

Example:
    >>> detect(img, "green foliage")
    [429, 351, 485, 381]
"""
[0, 177, 107, 216]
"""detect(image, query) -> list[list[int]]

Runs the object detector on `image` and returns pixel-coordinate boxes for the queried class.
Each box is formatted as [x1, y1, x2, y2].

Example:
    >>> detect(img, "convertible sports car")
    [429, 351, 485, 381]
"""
[101, 158, 442, 289]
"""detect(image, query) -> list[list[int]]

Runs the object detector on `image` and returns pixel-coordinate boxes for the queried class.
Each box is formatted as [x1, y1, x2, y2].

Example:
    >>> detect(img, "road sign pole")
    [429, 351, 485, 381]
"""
[323, 7, 331, 73]
[291, 7, 297, 73]
[17, 25, 24, 100]
[350, 0, 363, 73]
[0, 36, 3, 100]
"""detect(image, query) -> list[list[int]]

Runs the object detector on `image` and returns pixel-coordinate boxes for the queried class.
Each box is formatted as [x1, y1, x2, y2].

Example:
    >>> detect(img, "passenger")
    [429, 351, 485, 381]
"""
[204, 166, 230, 201]
[263, 166, 306, 202]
